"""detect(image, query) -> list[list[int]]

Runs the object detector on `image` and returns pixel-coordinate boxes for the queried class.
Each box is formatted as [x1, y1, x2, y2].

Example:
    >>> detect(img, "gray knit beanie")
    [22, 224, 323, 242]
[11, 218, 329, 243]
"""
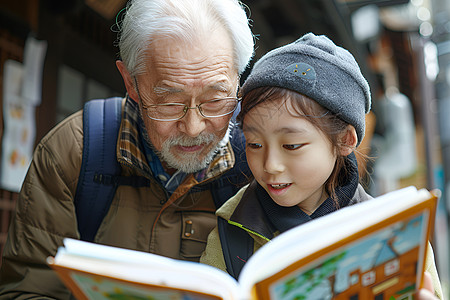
[241, 32, 371, 145]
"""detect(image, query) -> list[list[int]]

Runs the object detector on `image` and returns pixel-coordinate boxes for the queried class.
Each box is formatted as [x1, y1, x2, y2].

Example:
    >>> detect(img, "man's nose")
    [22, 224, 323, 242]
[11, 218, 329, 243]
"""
[178, 107, 207, 137]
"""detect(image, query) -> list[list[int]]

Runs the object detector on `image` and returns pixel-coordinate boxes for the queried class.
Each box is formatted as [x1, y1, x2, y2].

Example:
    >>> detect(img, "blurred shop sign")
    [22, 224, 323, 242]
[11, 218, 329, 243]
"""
[337, 0, 410, 9]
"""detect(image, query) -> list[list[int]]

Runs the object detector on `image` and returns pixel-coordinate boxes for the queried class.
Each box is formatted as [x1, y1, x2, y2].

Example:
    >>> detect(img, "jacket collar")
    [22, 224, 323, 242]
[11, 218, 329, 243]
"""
[116, 97, 236, 183]
[229, 181, 277, 240]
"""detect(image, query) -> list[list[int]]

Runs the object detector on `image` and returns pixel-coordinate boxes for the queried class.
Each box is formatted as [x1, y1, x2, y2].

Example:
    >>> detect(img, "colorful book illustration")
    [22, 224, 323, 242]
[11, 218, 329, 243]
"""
[48, 186, 437, 300]
[264, 213, 426, 299]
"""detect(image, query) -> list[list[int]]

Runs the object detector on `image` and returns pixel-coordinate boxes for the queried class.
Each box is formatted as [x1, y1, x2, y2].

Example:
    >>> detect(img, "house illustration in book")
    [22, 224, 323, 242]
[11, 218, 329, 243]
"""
[273, 215, 425, 300]
[334, 239, 418, 300]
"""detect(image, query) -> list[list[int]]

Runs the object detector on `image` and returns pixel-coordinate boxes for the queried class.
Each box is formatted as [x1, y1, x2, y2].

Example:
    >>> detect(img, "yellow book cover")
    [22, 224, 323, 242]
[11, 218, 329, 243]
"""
[48, 186, 437, 300]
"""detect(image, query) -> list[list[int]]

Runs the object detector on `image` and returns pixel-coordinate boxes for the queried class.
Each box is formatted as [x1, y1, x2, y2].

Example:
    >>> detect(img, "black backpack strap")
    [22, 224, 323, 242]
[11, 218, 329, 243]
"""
[74, 97, 123, 242]
[218, 218, 253, 280]
[211, 123, 253, 279]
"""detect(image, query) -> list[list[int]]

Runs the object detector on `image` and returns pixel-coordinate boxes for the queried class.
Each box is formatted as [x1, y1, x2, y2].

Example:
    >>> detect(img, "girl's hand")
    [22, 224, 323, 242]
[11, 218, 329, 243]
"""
[416, 271, 439, 300]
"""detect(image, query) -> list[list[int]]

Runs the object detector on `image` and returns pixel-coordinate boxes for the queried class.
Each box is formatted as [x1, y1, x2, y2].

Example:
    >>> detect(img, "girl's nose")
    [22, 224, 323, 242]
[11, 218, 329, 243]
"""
[263, 149, 285, 174]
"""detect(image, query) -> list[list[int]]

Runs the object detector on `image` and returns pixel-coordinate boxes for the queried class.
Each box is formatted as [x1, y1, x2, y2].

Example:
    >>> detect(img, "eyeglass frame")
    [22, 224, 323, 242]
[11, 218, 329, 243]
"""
[134, 77, 241, 122]
[141, 97, 241, 121]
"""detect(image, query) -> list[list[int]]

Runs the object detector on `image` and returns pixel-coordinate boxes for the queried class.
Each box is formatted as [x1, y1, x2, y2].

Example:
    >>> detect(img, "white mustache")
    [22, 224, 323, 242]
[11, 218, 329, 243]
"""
[165, 133, 216, 147]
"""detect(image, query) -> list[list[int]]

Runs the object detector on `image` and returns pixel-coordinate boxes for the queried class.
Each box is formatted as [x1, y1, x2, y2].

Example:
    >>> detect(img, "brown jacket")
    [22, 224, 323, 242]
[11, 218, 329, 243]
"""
[0, 98, 245, 299]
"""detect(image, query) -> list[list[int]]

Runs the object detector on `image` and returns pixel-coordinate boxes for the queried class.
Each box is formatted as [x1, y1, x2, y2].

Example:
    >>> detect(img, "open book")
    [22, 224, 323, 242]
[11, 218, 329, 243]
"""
[48, 186, 438, 300]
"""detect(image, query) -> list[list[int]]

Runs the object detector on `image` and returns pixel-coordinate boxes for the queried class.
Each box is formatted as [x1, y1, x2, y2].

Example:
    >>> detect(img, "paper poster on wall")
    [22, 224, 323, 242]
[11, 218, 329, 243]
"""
[21, 36, 47, 106]
[0, 60, 36, 192]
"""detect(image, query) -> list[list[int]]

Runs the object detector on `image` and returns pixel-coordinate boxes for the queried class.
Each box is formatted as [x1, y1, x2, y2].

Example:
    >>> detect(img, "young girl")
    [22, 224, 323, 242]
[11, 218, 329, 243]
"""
[200, 33, 443, 299]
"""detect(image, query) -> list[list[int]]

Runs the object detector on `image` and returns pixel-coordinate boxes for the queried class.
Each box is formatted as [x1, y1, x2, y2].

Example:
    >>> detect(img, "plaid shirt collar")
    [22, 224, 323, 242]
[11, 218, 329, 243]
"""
[116, 97, 236, 183]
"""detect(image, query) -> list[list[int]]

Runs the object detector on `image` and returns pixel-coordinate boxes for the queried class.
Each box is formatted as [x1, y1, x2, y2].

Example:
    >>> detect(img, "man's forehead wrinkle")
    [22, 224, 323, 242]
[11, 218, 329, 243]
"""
[154, 65, 233, 79]
[152, 79, 233, 96]
[210, 81, 232, 92]
[153, 53, 233, 73]
[153, 86, 182, 96]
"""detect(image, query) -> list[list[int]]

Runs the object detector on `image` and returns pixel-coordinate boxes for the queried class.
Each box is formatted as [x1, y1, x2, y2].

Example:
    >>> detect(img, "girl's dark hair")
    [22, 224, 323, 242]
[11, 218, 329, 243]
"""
[238, 86, 355, 206]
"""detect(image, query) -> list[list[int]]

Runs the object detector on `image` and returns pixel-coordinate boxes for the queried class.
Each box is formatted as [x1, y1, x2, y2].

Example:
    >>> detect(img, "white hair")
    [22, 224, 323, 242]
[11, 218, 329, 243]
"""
[117, 0, 254, 76]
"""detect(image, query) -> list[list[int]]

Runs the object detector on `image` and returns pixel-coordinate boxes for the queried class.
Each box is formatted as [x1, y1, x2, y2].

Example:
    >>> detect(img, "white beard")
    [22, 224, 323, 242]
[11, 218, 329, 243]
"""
[159, 133, 220, 173]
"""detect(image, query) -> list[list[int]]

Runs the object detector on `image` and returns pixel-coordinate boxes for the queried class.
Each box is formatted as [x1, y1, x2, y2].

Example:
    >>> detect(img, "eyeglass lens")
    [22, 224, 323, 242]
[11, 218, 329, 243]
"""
[146, 98, 238, 120]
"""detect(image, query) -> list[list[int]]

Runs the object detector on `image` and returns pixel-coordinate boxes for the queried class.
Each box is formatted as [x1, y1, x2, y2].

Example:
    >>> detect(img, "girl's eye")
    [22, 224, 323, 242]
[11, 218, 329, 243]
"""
[283, 144, 303, 150]
[247, 143, 262, 149]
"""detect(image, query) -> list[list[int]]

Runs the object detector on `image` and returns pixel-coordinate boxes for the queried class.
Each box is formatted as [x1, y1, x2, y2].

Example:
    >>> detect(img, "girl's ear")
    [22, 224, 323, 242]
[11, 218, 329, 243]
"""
[339, 125, 358, 156]
[116, 60, 139, 101]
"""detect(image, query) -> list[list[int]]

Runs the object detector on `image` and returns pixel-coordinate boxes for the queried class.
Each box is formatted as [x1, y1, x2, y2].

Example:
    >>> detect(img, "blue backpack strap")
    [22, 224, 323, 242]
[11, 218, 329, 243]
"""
[74, 97, 123, 242]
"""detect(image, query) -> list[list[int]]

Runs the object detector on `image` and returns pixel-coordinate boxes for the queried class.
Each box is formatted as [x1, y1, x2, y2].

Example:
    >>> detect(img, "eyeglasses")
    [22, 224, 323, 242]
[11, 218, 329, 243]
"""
[142, 97, 241, 121]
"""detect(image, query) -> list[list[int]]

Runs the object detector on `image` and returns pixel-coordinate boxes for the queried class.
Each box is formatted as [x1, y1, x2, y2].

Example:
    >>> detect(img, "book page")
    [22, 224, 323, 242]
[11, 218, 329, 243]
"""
[51, 239, 240, 300]
[266, 208, 429, 299]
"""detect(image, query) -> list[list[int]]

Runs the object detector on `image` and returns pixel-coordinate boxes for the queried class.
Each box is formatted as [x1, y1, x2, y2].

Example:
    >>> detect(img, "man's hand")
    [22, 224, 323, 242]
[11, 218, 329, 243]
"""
[417, 271, 439, 300]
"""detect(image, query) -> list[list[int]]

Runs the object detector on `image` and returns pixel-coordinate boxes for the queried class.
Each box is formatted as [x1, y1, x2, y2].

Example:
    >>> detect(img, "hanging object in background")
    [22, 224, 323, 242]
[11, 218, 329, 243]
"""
[21, 36, 47, 106]
[0, 36, 47, 193]
[0, 60, 33, 193]
[351, 4, 380, 42]
[371, 90, 418, 195]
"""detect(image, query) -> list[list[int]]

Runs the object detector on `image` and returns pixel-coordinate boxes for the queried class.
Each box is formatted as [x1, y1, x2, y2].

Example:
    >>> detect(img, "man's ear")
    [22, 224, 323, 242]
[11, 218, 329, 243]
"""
[116, 60, 139, 101]
[339, 125, 358, 156]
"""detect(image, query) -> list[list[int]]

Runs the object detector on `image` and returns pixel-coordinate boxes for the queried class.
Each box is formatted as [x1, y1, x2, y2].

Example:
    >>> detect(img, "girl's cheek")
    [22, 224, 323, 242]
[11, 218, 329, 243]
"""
[246, 153, 261, 174]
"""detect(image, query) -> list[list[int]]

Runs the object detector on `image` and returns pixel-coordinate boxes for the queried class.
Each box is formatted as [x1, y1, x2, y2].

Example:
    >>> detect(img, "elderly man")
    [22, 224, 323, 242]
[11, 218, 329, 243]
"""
[0, 0, 254, 298]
